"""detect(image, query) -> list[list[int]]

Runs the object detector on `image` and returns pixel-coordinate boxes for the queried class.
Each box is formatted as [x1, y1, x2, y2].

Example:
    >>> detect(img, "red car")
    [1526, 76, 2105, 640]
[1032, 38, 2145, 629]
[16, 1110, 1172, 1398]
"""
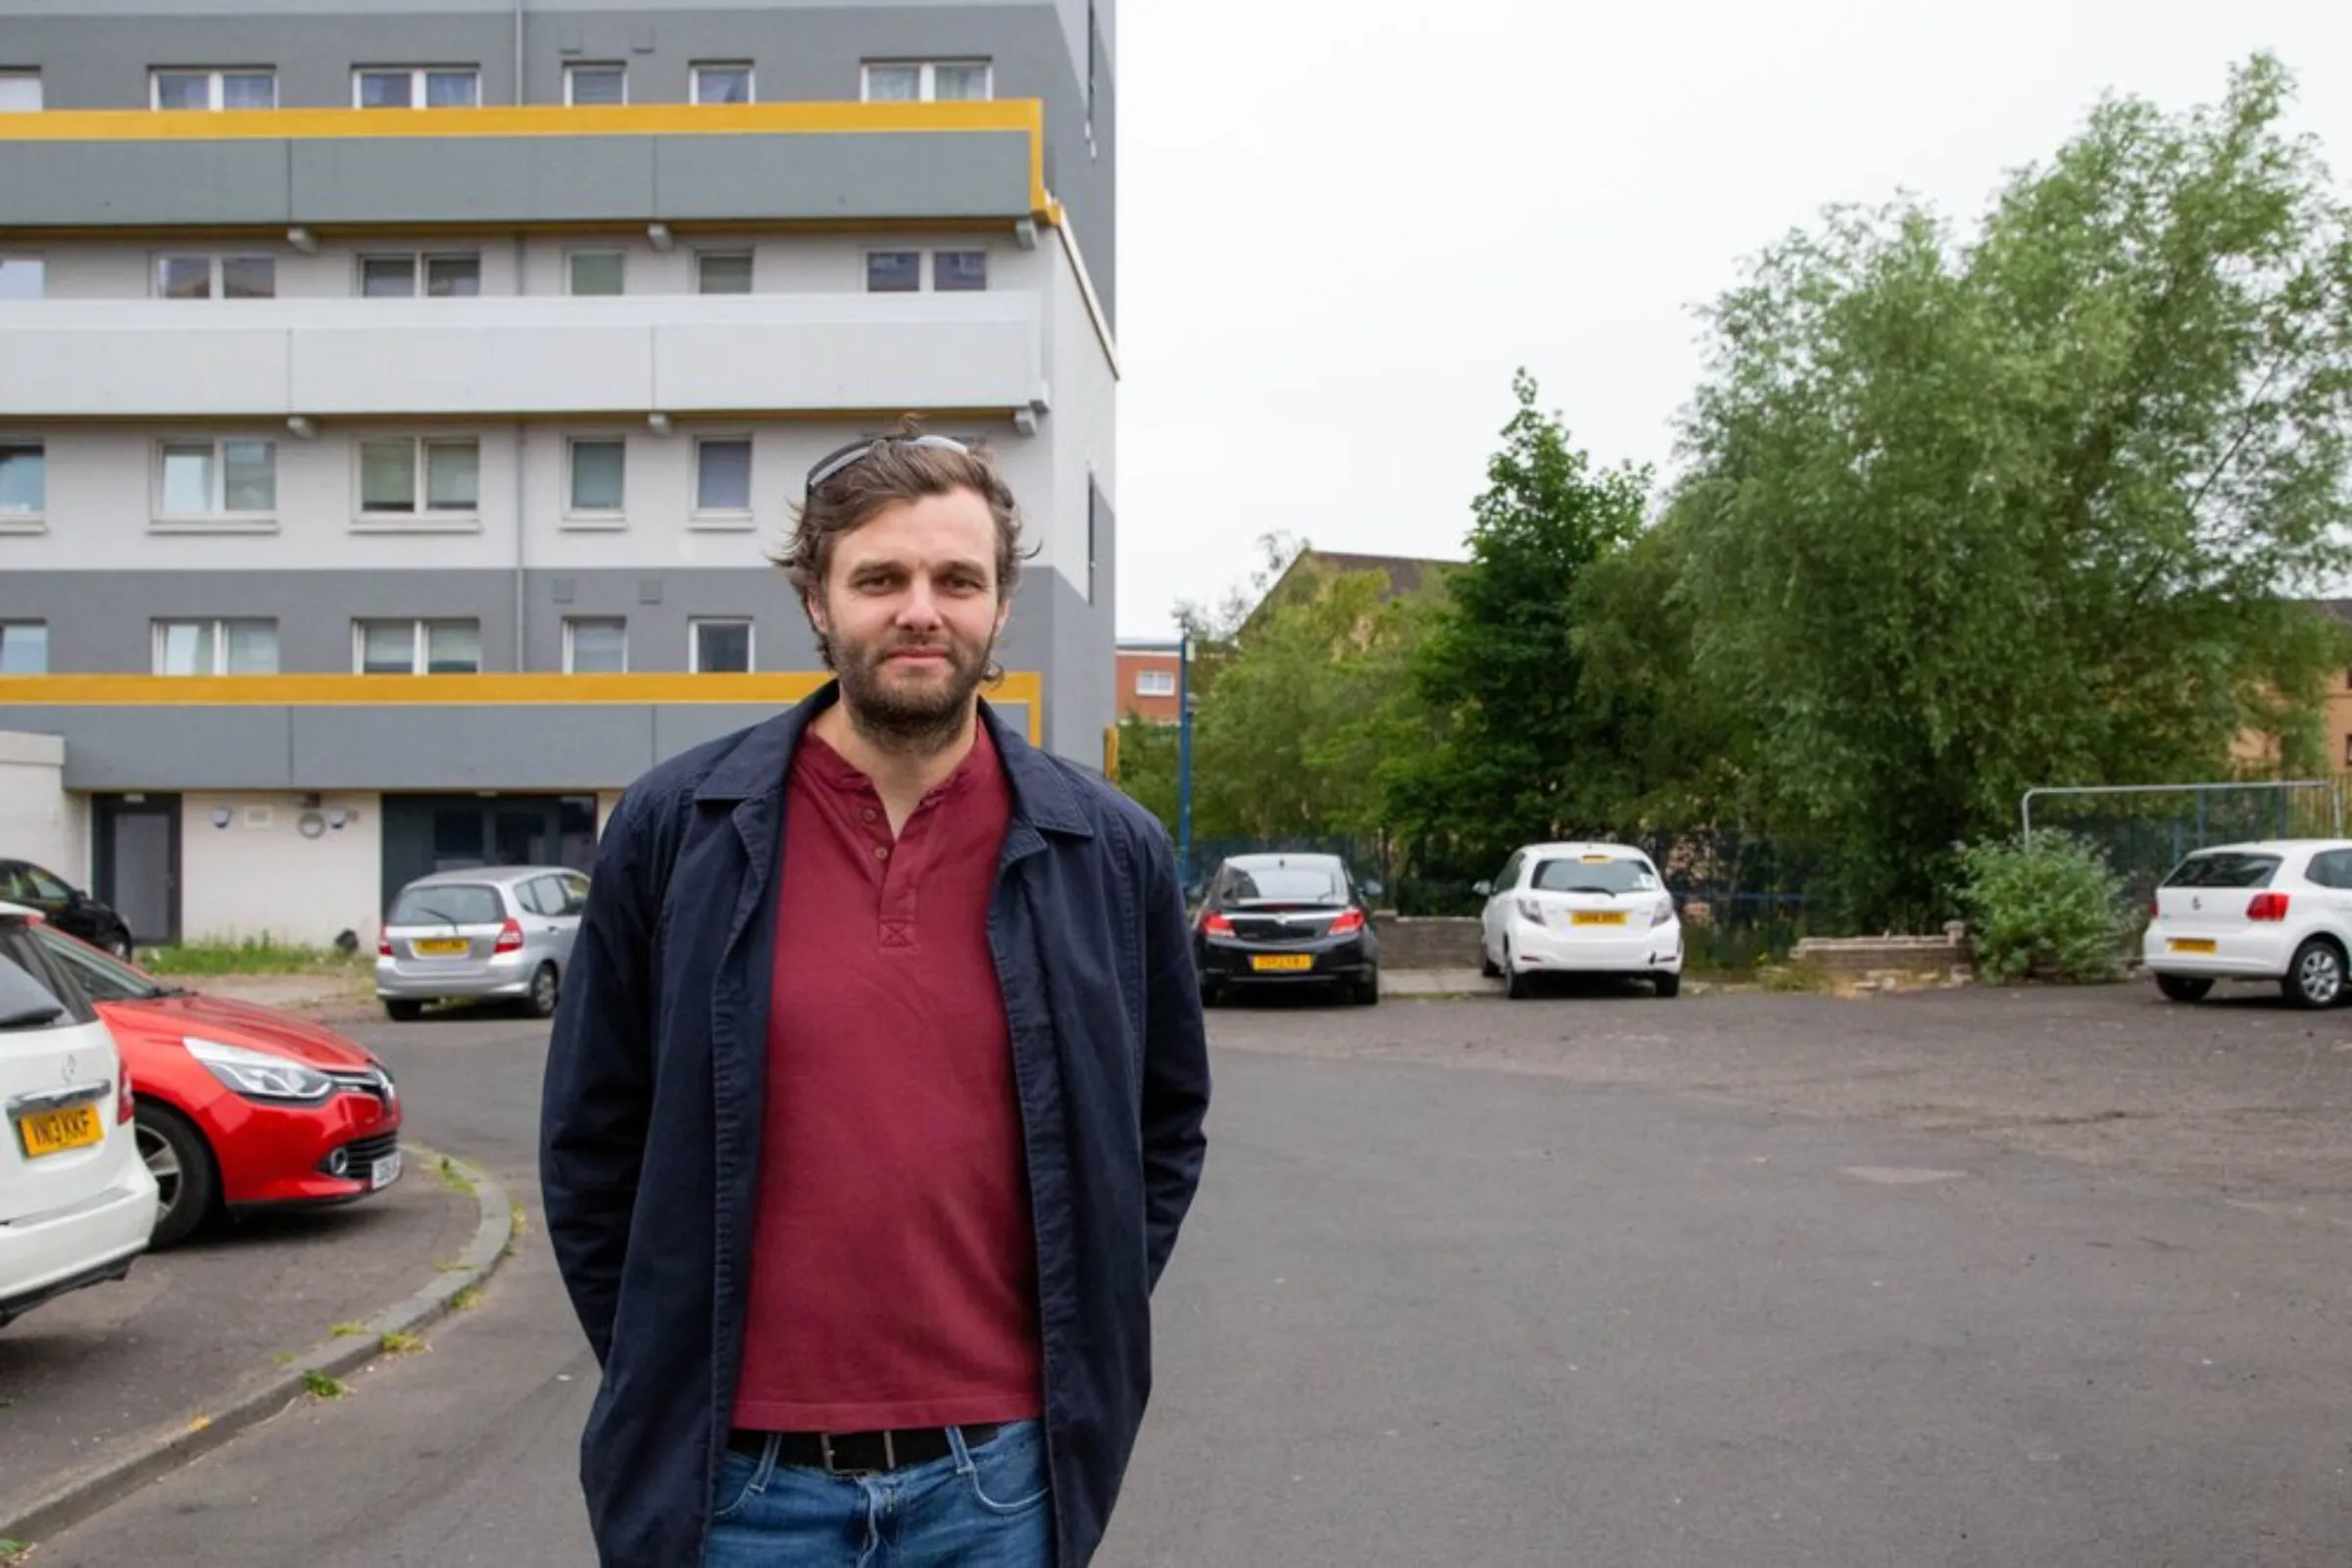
[32, 925, 403, 1249]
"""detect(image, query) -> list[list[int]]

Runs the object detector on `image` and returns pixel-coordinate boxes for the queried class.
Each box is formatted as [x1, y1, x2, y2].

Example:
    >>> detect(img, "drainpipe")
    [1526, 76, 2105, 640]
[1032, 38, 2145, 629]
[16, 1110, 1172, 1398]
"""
[513, 0, 524, 104]
[514, 236, 528, 670]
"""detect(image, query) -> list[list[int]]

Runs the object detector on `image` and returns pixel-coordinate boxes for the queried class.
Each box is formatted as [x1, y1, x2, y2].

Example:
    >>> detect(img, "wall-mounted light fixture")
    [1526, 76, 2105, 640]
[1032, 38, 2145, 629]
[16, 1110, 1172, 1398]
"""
[286, 416, 318, 440]
[326, 808, 349, 831]
[647, 412, 672, 436]
[1012, 218, 1038, 251]
[211, 806, 233, 829]
[648, 223, 674, 252]
[287, 226, 318, 254]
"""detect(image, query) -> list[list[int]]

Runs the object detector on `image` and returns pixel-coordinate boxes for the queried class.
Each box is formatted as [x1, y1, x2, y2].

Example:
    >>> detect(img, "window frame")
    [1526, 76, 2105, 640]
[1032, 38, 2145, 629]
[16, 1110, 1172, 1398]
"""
[859, 60, 992, 102]
[694, 248, 754, 295]
[689, 617, 755, 674]
[352, 617, 483, 676]
[691, 435, 755, 525]
[565, 249, 627, 297]
[0, 437, 45, 530]
[151, 617, 279, 677]
[352, 66, 482, 109]
[690, 62, 755, 105]
[564, 62, 628, 106]
[153, 251, 276, 301]
[863, 247, 987, 294]
[356, 251, 482, 298]
[1135, 668, 1176, 698]
[0, 72, 42, 113]
[0, 254, 42, 301]
[354, 434, 483, 529]
[564, 436, 628, 523]
[150, 68, 277, 111]
[563, 616, 629, 675]
[152, 436, 276, 530]
[0, 620, 47, 675]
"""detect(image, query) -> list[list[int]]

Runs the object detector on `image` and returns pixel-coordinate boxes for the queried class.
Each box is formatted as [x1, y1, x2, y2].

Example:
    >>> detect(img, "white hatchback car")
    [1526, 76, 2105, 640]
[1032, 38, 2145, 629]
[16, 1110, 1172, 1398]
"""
[0, 901, 158, 1329]
[2143, 839, 2352, 1008]
[1476, 842, 1685, 999]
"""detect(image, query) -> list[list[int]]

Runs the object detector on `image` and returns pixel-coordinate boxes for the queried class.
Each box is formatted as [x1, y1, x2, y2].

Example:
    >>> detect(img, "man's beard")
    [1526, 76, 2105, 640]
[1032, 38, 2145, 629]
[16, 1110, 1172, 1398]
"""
[833, 627, 997, 754]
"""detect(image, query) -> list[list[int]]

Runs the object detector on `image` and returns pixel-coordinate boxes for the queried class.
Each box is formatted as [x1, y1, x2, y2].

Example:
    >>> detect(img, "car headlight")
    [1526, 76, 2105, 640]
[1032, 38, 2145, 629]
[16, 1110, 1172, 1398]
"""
[185, 1037, 335, 1103]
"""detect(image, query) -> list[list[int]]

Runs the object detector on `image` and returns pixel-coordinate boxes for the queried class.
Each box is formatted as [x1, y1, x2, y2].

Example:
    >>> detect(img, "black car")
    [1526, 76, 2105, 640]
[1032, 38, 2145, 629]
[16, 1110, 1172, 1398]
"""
[0, 858, 135, 958]
[1192, 853, 1381, 1006]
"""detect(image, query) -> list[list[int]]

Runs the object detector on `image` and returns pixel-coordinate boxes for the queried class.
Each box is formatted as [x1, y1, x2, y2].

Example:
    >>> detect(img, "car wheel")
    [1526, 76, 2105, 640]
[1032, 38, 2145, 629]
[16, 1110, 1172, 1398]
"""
[1503, 946, 1532, 1000]
[1352, 971, 1380, 1005]
[106, 927, 135, 961]
[383, 1000, 424, 1022]
[1480, 943, 1501, 980]
[1653, 972, 1682, 999]
[526, 962, 561, 1019]
[2155, 974, 2213, 1004]
[2282, 939, 2345, 1009]
[136, 1104, 219, 1250]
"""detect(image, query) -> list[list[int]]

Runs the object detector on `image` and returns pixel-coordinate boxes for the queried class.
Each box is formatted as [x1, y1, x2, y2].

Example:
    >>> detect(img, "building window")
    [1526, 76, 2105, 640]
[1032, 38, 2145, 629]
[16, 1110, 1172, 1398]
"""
[696, 250, 753, 294]
[156, 254, 275, 300]
[934, 250, 988, 292]
[694, 437, 753, 517]
[567, 251, 625, 296]
[567, 438, 626, 516]
[0, 441, 43, 519]
[865, 249, 985, 293]
[355, 68, 480, 108]
[0, 73, 40, 112]
[154, 618, 277, 676]
[156, 438, 275, 520]
[564, 63, 626, 106]
[861, 61, 991, 102]
[152, 70, 276, 111]
[357, 618, 480, 675]
[1135, 669, 1175, 698]
[564, 617, 627, 674]
[691, 618, 753, 674]
[359, 437, 480, 518]
[0, 622, 46, 674]
[691, 63, 753, 104]
[0, 257, 41, 299]
[359, 253, 480, 298]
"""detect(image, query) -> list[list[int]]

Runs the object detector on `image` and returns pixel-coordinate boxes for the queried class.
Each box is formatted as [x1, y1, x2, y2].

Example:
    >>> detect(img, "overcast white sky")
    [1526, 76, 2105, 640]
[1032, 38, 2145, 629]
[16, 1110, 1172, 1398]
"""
[1109, 0, 2352, 637]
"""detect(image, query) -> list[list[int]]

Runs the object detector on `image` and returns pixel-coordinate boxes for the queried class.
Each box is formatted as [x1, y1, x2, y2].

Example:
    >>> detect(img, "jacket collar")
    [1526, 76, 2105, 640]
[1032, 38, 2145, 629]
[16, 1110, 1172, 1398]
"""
[693, 680, 1094, 840]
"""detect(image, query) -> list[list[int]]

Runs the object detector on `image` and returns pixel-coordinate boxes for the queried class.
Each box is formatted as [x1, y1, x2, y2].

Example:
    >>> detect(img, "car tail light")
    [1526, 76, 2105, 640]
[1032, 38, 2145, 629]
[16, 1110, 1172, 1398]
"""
[1515, 898, 1546, 925]
[1329, 908, 1366, 934]
[378, 933, 393, 957]
[2247, 892, 2291, 922]
[495, 917, 525, 953]
[1651, 900, 1675, 926]
[117, 1068, 135, 1124]
[1201, 911, 1235, 937]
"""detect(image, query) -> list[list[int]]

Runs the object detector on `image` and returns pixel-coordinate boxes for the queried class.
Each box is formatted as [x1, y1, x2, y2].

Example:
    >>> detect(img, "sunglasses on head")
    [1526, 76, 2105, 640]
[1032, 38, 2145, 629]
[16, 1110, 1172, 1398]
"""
[803, 433, 972, 500]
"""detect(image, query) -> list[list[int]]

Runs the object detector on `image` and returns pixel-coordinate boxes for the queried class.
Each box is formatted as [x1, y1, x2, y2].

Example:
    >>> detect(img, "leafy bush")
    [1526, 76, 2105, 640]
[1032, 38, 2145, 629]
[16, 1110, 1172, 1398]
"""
[1955, 832, 2132, 984]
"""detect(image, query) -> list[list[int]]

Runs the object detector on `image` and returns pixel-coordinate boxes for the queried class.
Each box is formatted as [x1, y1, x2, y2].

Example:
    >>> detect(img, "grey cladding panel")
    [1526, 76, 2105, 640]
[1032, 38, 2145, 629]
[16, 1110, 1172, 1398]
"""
[292, 136, 659, 224]
[290, 706, 659, 790]
[652, 131, 1035, 221]
[1, 708, 297, 792]
[0, 141, 291, 227]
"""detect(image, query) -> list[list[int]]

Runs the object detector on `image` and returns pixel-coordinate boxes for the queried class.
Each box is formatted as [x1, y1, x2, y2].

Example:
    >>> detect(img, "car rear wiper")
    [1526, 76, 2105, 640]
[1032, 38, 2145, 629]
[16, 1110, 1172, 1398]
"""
[1558, 885, 1620, 897]
[0, 1004, 67, 1030]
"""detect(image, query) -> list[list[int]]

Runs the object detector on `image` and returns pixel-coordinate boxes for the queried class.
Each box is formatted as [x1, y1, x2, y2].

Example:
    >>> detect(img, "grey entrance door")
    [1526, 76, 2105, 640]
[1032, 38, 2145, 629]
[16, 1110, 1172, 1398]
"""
[95, 795, 181, 945]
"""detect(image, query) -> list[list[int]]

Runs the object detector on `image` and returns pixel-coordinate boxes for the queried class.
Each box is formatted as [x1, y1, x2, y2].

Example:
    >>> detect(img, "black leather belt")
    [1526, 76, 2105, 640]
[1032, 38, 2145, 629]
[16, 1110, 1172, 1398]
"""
[727, 1423, 1005, 1475]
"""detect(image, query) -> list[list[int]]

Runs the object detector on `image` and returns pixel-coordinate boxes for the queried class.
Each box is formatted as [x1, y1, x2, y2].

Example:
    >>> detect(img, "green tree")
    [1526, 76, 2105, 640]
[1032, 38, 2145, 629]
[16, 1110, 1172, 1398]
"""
[1109, 711, 1179, 831]
[1387, 369, 1652, 885]
[1673, 54, 2352, 929]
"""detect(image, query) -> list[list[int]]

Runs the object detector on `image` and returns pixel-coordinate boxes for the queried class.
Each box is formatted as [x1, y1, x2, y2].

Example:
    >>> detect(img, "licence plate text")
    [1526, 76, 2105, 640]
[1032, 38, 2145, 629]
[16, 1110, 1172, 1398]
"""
[2169, 938, 2218, 955]
[413, 938, 468, 956]
[1572, 911, 1629, 926]
[18, 1102, 103, 1158]
[1250, 955, 1314, 972]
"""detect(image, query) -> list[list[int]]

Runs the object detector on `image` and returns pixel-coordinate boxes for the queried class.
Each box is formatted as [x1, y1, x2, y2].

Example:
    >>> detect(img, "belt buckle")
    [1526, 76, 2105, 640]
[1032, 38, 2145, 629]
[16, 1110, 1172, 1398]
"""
[820, 1431, 893, 1476]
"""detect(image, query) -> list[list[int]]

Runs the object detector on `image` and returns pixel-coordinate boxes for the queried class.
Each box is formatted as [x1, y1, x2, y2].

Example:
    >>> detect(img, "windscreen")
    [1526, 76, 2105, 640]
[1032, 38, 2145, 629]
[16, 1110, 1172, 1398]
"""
[2161, 853, 2280, 890]
[1531, 858, 1659, 895]
[1224, 866, 1346, 904]
[388, 884, 504, 926]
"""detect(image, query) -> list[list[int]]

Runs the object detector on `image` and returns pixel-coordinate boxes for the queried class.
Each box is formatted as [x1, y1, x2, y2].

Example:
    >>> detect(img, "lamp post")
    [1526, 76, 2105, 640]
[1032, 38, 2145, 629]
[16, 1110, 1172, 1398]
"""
[1175, 627, 1194, 889]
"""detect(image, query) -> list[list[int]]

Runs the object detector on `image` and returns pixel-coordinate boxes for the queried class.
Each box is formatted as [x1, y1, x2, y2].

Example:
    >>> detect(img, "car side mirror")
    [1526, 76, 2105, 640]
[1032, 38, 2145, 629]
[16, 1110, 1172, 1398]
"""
[1471, 880, 1493, 898]
[1361, 879, 1386, 900]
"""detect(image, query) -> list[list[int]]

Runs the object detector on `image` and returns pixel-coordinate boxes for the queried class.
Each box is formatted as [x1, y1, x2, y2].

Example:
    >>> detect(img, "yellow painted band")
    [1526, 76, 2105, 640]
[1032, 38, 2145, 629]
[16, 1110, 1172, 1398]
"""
[0, 671, 1045, 746]
[1, 102, 1051, 216]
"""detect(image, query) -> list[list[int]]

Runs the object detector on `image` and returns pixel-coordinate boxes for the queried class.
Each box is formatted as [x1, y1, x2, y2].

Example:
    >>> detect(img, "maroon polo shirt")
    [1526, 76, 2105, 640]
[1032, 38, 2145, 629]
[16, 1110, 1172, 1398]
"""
[730, 720, 1044, 1433]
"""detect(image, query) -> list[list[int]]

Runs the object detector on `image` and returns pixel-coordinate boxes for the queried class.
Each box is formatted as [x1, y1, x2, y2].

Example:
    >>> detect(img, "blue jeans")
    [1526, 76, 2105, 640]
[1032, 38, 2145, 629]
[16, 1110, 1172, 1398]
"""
[704, 1421, 1054, 1568]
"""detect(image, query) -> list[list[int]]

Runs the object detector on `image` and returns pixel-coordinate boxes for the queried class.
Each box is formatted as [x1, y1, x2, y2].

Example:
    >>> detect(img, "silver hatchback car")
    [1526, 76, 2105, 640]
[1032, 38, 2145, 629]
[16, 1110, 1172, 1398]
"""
[374, 866, 589, 1022]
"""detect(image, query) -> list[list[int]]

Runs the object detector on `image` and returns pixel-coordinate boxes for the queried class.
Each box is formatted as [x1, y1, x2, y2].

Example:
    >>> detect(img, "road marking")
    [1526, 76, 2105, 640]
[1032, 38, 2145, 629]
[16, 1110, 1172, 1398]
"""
[1840, 1165, 1970, 1185]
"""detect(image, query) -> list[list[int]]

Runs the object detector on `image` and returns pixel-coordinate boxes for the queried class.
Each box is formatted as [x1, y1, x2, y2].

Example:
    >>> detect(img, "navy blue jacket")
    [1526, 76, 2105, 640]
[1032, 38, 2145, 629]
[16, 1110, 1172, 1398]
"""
[540, 687, 1210, 1566]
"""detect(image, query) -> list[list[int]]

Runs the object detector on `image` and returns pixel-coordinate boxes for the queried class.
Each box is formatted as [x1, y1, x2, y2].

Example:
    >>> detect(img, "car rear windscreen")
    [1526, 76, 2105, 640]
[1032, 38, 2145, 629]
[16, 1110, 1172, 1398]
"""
[2162, 853, 2281, 890]
[1532, 858, 1659, 894]
[1225, 866, 1345, 903]
[388, 885, 504, 926]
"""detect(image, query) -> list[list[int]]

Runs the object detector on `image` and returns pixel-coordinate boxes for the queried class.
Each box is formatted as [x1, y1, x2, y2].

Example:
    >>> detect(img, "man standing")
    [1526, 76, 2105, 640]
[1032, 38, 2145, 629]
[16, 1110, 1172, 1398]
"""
[540, 426, 1211, 1568]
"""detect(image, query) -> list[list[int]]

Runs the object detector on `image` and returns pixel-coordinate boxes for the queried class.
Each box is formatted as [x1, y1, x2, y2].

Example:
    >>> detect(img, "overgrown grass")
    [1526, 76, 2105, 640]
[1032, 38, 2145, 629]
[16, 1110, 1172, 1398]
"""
[138, 937, 366, 978]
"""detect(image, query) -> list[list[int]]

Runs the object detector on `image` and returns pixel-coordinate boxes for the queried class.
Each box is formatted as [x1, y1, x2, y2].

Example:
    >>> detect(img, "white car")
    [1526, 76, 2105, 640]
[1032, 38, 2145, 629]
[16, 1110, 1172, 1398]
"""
[0, 901, 157, 1328]
[1476, 842, 1684, 1000]
[2142, 839, 2352, 1008]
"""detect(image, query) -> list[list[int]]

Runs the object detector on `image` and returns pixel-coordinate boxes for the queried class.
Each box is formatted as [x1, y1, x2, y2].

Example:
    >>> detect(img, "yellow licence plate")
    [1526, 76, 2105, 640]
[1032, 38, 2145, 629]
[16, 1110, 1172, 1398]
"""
[1250, 955, 1314, 972]
[413, 938, 469, 956]
[2169, 938, 2218, 955]
[1572, 911, 1629, 926]
[18, 1103, 103, 1158]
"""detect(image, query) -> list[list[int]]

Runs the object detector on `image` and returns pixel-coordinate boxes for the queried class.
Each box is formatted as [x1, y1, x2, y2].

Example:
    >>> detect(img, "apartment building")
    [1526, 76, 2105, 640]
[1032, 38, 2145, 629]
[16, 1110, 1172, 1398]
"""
[0, 0, 1118, 948]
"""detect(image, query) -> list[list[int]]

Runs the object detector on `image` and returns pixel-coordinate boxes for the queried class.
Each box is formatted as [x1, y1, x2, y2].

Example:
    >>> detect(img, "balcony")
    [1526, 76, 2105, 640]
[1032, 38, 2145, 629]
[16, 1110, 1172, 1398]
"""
[0, 102, 1047, 230]
[0, 293, 1047, 419]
